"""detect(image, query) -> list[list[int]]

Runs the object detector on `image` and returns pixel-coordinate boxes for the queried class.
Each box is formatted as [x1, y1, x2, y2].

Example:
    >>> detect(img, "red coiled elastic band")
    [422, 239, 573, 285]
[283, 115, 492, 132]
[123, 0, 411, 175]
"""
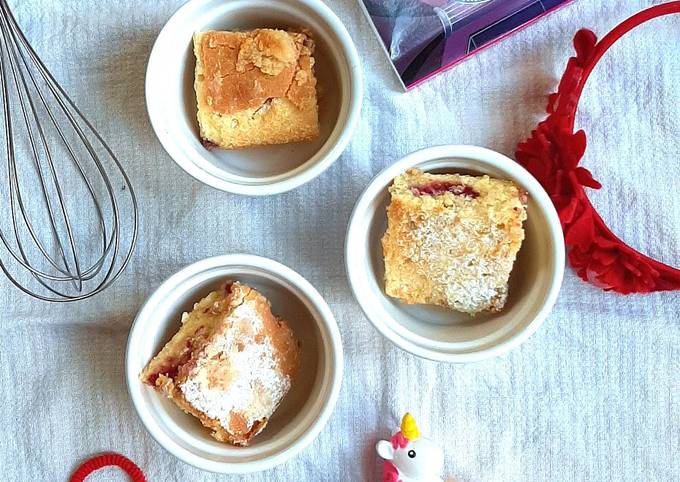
[69, 453, 145, 482]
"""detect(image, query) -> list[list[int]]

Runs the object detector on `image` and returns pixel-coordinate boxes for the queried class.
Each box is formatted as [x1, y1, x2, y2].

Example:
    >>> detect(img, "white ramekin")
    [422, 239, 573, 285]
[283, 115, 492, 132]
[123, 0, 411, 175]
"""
[126, 254, 343, 473]
[345, 145, 565, 363]
[146, 0, 363, 196]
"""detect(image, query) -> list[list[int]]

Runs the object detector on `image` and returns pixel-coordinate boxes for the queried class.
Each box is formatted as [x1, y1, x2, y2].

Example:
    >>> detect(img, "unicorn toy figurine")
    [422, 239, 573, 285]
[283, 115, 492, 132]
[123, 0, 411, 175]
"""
[376, 413, 445, 482]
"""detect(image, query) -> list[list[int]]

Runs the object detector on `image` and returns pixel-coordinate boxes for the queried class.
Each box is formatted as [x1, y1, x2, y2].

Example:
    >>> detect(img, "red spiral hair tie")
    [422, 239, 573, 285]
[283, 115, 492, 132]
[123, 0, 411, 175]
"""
[516, 1, 680, 294]
[69, 453, 145, 482]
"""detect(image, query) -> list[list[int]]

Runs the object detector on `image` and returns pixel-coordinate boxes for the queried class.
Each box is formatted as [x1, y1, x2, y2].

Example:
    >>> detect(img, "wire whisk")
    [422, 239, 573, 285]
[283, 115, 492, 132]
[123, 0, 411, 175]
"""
[0, 0, 138, 302]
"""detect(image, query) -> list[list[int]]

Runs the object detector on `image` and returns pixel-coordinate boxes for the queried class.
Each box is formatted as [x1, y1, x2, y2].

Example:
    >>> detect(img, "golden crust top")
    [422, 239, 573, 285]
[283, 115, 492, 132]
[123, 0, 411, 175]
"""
[195, 29, 317, 115]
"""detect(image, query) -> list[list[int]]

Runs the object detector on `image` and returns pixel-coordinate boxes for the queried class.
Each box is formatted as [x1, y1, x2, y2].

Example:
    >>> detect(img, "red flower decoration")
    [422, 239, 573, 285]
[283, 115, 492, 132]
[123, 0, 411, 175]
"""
[516, 3, 680, 294]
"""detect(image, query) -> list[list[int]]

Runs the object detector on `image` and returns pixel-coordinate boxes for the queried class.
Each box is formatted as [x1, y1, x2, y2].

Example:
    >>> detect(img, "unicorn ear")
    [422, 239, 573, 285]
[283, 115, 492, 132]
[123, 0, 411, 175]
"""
[376, 440, 394, 460]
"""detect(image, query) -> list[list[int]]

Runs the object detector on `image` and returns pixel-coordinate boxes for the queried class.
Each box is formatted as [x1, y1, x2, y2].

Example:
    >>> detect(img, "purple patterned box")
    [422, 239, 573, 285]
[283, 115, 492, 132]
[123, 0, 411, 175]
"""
[359, 0, 573, 89]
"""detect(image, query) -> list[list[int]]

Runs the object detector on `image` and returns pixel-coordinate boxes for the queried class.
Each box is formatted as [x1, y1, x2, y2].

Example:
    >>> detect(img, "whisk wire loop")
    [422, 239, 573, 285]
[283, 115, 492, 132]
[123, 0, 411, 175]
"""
[0, 0, 138, 302]
[2, 14, 82, 289]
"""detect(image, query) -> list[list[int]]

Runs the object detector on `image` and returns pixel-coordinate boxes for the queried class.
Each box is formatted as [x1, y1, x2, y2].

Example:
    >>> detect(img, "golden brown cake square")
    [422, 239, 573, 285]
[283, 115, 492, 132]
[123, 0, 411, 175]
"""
[193, 29, 319, 149]
[140, 281, 300, 446]
[381, 169, 528, 314]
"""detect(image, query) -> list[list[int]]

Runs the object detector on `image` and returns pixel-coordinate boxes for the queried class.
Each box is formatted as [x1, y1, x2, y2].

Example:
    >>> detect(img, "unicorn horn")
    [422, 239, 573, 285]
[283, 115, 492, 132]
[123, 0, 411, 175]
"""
[400, 413, 421, 441]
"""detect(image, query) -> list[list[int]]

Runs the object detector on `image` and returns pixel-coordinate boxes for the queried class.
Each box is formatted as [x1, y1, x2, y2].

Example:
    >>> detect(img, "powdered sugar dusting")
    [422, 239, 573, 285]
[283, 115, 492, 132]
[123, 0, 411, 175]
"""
[410, 210, 511, 313]
[179, 301, 291, 431]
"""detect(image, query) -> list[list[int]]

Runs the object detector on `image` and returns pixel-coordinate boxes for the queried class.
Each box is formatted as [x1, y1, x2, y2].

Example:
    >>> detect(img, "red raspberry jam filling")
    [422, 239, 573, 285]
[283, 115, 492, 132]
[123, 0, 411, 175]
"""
[144, 327, 209, 385]
[146, 358, 182, 386]
[201, 138, 218, 150]
[411, 182, 479, 198]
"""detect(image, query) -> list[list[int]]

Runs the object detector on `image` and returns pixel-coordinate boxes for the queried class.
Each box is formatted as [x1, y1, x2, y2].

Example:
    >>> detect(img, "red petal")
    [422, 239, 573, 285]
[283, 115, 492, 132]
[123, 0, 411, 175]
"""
[574, 167, 602, 189]
[620, 257, 643, 277]
[556, 196, 579, 225]
[595, 262, 627, 291]
[568, 249, 590, 276]
[592, 233, 620, 249]
[570, 130, 587, 163]
[592, 248, 618, 266]
[573, 29, 598, 61]
[564, 208, 594, 247]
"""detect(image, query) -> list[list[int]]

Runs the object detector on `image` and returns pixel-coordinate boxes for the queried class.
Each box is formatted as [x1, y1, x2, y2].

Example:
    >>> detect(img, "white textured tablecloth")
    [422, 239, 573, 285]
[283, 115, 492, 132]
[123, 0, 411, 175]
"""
[1, 0, 679, 480]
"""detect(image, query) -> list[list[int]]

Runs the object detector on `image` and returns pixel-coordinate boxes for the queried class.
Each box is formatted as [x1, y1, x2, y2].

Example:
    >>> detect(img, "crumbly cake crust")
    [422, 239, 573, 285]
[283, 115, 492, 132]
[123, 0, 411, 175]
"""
[140, 282, 300, 446]
[382, 168, 528, 314]
[193, 29, 319, 149]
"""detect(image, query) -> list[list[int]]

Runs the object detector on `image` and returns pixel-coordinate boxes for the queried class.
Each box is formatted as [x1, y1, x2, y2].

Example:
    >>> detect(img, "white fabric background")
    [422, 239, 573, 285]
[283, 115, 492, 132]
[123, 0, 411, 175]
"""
[1, 0, 679, 481]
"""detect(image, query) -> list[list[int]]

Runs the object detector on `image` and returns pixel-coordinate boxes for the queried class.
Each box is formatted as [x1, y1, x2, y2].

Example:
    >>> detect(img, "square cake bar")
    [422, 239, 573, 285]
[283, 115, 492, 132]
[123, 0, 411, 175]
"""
[193, 29, 319, 149]
[382, 169, 527, 314]
[140, 282, 300, 446]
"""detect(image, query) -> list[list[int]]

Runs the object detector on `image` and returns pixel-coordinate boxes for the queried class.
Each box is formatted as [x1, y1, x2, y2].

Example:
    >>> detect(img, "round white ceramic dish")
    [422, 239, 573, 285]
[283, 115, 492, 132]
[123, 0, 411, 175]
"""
[346, 145, 565, 363]
[146, 0, 363, 196]
[126, 254, 343, 473]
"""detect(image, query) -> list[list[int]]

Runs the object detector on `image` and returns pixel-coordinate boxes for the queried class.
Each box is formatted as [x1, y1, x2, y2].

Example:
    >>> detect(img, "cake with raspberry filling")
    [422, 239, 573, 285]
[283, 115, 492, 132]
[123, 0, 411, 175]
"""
[140, 282, 300, 446]
[382, 168, 528, 314]
[193, 28, 319, 149]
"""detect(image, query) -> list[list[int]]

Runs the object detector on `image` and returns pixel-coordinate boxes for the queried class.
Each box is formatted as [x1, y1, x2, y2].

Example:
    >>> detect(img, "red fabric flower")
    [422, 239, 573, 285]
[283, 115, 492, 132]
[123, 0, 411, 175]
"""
[516, 6, 680, 295]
